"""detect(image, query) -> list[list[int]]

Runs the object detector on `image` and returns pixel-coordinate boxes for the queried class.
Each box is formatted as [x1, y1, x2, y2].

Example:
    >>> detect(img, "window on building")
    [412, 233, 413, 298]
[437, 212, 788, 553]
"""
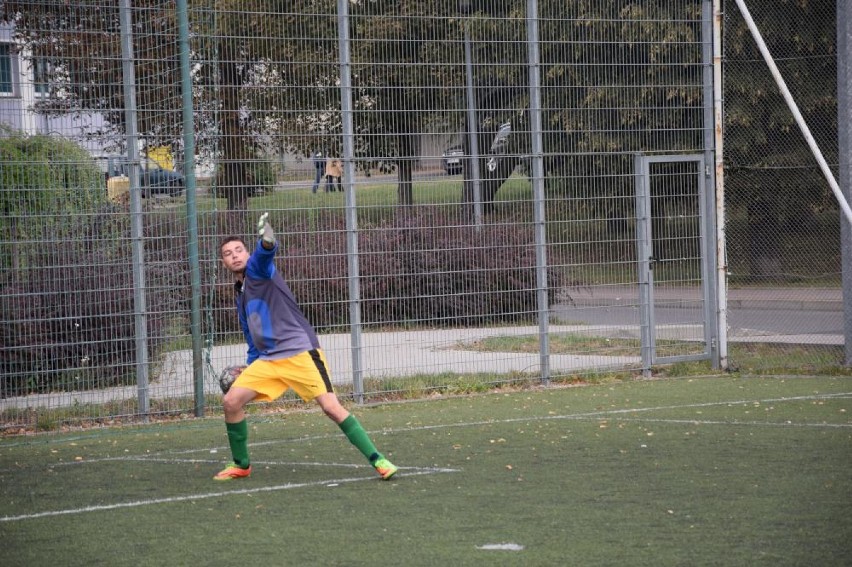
[33, 56, 49, 96]
[0, 43, 13, 95]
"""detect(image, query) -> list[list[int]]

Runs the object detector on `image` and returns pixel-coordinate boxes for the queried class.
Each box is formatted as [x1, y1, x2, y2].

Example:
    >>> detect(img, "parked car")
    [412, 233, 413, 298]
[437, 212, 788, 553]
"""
[441, 121, 514, 177]
[441, 145, 464, 175]
[485, 122, 512, 174]
[105, 156, 185, 197]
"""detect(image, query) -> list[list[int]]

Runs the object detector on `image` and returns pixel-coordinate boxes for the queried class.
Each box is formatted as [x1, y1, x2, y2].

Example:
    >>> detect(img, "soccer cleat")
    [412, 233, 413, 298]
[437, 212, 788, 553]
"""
[373, 457, 398, 480]
[213, 462, 252, 481]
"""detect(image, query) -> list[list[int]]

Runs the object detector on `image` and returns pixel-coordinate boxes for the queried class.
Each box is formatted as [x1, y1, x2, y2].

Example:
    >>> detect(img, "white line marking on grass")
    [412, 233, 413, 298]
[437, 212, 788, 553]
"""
[137, 392, 851, 460]
[52, 456, 384, 469]
[0, 466, 458, 523]
[477, 543, 525, 551]
[45, 392, 852, 468]
[545, 392, 852, 421]
[11, 391, 848, 473]
[603, 418, 852, 429]
[341, 392, 852, 434]
[88, 456, 432, 473]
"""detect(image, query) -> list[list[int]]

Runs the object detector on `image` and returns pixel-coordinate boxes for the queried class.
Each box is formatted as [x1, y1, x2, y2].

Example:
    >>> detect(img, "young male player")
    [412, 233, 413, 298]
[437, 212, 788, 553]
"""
[215, 213, 397, 481]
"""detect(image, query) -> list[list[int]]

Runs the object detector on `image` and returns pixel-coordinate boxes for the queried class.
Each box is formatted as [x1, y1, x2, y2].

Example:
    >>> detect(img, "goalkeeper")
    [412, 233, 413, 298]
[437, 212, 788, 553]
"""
[214, 213, 398, 481]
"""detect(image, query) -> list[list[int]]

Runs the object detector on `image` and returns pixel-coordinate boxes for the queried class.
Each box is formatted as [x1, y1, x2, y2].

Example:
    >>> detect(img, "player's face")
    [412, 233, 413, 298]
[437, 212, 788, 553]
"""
[220, 241, 249, 273]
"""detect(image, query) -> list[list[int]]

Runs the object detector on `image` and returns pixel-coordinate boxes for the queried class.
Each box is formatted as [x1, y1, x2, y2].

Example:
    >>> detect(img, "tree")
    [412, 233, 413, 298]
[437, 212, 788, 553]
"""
[1, 1, 184, 152]
[9, 0, 806, 223]
[268, 0, 463, 206]
[448, 1, 709, 217]
[0, 126, 105, 272]
[2, 0, 469, 210]
[723, 0, 837, 278]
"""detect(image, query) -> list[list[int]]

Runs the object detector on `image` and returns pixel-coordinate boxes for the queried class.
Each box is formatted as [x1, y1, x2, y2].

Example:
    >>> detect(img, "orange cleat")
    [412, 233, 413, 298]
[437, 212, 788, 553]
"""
[213, 463, 252, 481]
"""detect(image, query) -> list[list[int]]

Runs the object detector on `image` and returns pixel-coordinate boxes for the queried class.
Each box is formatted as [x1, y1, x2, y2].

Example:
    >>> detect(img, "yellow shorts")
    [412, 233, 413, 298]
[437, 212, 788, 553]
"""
[232, 349, 334, 403]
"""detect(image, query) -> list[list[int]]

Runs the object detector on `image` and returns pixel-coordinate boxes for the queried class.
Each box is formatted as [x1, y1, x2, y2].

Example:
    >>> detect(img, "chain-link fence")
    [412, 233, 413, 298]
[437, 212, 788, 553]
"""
[0, 0, 842, 432]
[723, 0, 841, 369]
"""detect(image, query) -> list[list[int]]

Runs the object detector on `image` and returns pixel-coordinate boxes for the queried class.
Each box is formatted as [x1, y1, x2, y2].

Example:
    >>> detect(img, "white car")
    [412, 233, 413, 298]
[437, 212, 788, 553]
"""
[486, 122, 512, 173]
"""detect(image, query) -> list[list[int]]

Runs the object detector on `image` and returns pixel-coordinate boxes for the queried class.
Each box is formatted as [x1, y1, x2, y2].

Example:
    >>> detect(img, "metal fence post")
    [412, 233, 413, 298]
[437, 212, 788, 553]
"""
[712, 0, 728, 371]
[119, 0, 149, 416]
[634, 154, 653, 377]
[840, 0, 852, 365]
[176, 0, 203, 415]
[337, 0, 364, 402]
[701, 0, 721, 369]
[526, 0, 550, 384]
[461, 1, 483, 227]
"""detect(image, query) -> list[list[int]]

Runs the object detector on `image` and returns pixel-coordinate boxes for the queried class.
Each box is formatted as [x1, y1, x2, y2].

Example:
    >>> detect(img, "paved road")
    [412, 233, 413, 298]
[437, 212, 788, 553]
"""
[552, 304, 840, 337]
[552, 285, 841, 342]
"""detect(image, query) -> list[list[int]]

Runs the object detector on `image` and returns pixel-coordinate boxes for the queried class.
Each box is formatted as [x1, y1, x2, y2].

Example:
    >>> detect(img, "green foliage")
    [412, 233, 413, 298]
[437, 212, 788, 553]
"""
[207, 208, 566, 336]
[539, 1, 705, 157]
[724, 0, 837, 172]
[6, 0, 836, 218]
[248, 160, 278, 192]
[211, 159, 278, 198]
[0, 210, 189, 398]
[0, 127, 105, 220]
[2, 2, 181, 146]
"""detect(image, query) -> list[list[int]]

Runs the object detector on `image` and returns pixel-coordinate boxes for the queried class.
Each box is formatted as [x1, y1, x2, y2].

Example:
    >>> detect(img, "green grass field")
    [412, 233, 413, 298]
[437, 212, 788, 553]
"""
[2, 375, 850, 566]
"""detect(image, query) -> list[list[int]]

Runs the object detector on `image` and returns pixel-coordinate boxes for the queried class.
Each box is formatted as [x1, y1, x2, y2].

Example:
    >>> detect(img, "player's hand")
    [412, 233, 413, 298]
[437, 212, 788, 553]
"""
[257, 212, 275, 248]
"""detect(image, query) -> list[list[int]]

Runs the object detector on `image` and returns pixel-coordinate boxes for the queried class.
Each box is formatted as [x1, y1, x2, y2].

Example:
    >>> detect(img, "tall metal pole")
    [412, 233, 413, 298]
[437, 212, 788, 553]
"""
[712, 0, 728, 370]
[119, 0, 150, 416]
[526, 0, 549, 384]
[701, 0, 721, 369]
[461, 2, 482, 226]
[176, 0, 204, 415]
[337, 0, 364, 401]
[839, 0, 852, 364]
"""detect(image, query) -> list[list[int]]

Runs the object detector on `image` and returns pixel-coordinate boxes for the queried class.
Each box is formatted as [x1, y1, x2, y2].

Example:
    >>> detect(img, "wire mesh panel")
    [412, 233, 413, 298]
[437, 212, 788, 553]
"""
[0, 0, 841, 432]
[723, 0, 841, 370]
[0, 1, 192, 429]
[637, 156, 712, 366]
[540, 2, 714, 380]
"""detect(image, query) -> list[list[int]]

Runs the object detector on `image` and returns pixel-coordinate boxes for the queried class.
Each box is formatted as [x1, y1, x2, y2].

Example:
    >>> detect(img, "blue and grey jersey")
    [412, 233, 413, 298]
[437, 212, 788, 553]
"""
[235, 240, 320, 364]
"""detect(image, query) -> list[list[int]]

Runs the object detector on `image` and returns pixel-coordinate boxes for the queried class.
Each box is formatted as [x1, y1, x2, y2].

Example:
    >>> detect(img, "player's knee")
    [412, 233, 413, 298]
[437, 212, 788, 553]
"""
[317, 395, 348, 423]
[221, 392, 245, 416]
[330, 406, 350, 424]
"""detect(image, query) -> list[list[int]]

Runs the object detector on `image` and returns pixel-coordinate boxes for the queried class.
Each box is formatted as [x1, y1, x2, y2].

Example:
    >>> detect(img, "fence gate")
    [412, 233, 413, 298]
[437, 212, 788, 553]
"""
[634, 154, 718, 374]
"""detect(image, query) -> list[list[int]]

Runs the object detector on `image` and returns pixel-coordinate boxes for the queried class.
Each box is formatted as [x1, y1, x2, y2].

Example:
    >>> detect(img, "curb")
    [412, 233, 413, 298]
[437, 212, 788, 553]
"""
[565, 298, 841, 312]
[726, 299, 842, 312]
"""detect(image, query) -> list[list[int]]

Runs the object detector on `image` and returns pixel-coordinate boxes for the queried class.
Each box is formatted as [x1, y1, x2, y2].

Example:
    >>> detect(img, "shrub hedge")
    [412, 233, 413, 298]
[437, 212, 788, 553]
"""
[3, 196, 561, 397]
[0, 210, 190, 398]
[208, 209, 563, 337]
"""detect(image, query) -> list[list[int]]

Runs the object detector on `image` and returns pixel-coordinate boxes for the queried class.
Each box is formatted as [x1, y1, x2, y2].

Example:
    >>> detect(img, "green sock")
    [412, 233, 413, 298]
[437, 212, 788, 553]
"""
[339, 414, 381, 463]
[225, 419, 250, 468]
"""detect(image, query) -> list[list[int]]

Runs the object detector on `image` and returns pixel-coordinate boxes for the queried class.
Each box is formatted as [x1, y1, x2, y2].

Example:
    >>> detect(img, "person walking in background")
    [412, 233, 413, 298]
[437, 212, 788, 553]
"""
[325, 157, 343, 192]
[311, 150, 326, 194]
[214, 213, 398, 482]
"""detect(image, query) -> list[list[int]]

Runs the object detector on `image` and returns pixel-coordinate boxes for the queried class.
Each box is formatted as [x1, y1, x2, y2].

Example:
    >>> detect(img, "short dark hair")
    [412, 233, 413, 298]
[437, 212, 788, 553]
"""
[219, 235, 248, 257]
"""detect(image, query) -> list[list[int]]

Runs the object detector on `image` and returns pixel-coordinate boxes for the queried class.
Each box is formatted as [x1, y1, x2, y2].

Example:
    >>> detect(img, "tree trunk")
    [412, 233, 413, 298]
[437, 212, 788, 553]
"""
[218, 39, 253, 211]
[397, 133, 414, 206]
[746, 198, 782, 279]
[481, 155, 519, 215]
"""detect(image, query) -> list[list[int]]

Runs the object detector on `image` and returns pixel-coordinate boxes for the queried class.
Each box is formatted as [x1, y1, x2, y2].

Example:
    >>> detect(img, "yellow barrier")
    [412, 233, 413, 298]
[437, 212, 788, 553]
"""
[107, 175, 130, 204]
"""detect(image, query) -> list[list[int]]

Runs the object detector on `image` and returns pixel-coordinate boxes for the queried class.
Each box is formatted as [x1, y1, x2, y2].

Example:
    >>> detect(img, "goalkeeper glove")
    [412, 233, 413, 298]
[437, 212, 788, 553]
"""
[257, 212, 276, 248]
